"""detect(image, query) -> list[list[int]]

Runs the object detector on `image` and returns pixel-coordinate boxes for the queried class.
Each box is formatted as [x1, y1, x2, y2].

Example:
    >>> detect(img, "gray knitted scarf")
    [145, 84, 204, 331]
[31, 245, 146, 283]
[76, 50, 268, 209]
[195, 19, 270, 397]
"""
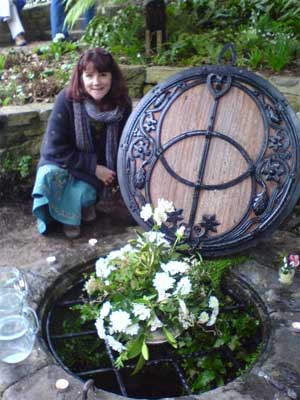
[73, 100, 123, 198]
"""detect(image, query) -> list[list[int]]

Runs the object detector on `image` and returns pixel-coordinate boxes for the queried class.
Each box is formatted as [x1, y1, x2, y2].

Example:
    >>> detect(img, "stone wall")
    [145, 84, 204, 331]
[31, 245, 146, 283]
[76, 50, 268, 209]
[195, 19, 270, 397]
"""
[0, 66, 299, 174]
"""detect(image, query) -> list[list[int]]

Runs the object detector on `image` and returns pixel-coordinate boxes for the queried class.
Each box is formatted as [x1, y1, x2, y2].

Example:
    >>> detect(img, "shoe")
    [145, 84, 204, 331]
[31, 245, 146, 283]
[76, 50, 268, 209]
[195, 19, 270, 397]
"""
[63, 224, 81, 239]
[53, 33, 66, 43]
[15, 34, 27, 47]
[82, 205, 96, 222]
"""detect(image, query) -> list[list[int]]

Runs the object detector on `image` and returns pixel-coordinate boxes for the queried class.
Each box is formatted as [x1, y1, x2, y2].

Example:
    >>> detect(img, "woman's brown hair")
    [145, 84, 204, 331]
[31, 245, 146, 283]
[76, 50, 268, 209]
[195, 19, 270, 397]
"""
[67, 47, 129, 109]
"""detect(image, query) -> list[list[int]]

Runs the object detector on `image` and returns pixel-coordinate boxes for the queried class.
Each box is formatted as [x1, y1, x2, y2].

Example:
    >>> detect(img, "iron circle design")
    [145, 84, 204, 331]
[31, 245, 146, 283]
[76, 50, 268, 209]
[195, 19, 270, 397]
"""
[117, 62, 300, 257]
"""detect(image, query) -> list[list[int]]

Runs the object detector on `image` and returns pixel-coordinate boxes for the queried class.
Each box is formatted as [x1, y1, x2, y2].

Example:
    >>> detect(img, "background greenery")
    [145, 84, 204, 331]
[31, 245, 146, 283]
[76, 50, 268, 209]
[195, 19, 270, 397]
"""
[74, 0, 300, 71]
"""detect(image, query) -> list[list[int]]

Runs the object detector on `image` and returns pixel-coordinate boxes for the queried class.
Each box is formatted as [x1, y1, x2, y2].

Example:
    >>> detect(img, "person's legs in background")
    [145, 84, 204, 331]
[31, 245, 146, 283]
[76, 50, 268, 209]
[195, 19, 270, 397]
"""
[50, 0, 69, 40]
[6, 2, 26, 46]
[83, 5, 95, 28]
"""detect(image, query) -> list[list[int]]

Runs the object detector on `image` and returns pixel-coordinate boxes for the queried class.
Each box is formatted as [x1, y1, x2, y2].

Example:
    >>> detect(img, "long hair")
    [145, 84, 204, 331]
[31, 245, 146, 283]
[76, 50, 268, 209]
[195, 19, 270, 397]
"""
[67, 47, 129, 109]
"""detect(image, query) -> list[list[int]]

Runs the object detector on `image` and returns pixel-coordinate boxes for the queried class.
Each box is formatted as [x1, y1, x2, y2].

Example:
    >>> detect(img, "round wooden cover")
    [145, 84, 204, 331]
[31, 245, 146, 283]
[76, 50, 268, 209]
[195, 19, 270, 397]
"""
[117, 53, 300, 256]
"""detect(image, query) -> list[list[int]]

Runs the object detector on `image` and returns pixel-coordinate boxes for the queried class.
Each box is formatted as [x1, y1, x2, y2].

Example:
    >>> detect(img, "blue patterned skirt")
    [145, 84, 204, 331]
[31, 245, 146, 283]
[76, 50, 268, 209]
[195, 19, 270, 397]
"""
[32, 165, 97, 234]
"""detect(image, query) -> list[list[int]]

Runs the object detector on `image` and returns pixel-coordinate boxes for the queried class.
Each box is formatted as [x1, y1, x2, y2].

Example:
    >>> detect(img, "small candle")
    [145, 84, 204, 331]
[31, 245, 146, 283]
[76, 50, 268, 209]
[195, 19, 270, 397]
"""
[46, 256, 57, 264]
[292, 322, 300, 332]
[89, 238, 98, 246]
[55, 378, 69, 391]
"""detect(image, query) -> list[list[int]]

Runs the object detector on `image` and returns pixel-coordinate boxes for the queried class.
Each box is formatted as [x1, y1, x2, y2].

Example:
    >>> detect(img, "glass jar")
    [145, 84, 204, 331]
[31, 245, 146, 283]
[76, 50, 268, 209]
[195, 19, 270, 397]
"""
[0, 267, 28, 296]
[0, 308, 39, 364]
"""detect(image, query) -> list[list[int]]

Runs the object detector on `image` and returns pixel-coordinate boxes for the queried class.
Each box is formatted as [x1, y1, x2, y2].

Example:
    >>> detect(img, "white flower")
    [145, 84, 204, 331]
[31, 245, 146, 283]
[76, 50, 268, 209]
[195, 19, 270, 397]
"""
[106, 335, 126, 353]
[198, 311, 209, 324]
[161, 260, 190, 275]
[209, 296, 219, 309]
[175, 225, 185, 239]
[143, 231, 170, 247]
[206, 308, 219, 327]
[109, 310, 132, 333]
[153, 208, 168, 227]
[125, 324, 140, 336]
[107, 245, 133, 261]
[84, 276, 100, 295]
[150, 315, 163, 331]
[95, 317, 106, 339]
[95, 257, 115, 279]
[179, 299, 188, 316]
[100, 301, 111, 319]
[174, 276, 192, 296]
[132, 303, 151, 321]
[140, 203, 153, 221]
[153, 272, 175, 294]
[157, 198, 175, 214]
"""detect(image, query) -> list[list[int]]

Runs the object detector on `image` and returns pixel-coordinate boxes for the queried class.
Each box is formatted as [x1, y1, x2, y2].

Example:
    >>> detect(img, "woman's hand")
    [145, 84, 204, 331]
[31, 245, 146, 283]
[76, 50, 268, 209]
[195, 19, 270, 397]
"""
[95, 165, 116, 186]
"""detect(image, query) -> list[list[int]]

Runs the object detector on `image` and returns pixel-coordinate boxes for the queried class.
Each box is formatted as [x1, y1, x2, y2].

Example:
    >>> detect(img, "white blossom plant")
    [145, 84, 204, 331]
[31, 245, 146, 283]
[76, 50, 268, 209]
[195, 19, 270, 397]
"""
[81, 199, 219, 373]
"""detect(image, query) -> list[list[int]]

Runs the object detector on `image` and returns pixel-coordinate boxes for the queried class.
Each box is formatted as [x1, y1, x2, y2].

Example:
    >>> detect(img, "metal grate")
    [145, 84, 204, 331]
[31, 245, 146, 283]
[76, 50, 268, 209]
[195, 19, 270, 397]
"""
[44, 278, 260, 399]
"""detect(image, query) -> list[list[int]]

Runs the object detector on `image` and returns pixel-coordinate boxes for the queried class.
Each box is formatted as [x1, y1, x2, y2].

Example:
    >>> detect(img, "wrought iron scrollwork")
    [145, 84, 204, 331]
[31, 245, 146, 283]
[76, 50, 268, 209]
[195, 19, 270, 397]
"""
[265, 104, 281, 125]
[260, 155, 288, 183]
[252, 188, 269, 216]
[207, 73, 232, 99]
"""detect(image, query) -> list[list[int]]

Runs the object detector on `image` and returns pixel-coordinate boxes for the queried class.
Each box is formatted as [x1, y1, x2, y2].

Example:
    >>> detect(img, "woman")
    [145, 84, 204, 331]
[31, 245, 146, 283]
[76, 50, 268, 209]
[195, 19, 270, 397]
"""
[32, 48, 132, 238]
[0, 0, 27, 46]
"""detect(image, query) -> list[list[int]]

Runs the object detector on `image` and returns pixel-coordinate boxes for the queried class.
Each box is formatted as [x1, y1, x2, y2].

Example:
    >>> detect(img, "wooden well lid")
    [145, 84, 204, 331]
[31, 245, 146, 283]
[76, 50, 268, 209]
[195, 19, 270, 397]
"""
[117, 45, 300, 256]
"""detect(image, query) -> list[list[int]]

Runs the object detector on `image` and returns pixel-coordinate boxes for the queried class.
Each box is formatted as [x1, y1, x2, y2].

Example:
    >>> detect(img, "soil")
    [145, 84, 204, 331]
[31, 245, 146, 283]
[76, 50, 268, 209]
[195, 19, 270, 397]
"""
[0, 194, 136, 268]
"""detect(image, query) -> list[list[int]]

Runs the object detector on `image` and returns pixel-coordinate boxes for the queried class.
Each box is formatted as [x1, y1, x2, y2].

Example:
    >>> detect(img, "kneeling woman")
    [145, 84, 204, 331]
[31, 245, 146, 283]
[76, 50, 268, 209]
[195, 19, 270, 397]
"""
[32, 48, 132, 238]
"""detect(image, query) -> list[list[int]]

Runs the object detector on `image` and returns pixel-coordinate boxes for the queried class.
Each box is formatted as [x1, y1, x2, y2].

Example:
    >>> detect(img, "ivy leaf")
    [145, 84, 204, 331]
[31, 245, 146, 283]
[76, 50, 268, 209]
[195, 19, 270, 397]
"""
[162, 327, 178, 348]
[132, 352, 146, 375]
[126, 334, 144, 359]
[197, 370, 216, 387]
[213, 337, 225, 348]
[141, 340, 149, 360]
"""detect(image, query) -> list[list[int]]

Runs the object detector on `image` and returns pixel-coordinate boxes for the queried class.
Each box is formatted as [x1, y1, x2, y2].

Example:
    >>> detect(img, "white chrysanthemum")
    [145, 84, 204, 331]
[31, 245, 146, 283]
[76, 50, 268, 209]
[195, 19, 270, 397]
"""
[157, 198, 175, 213]
[95, 317, 106, 339]
[206, 308, 219, 327]
[109, 310, 132, 333]
[179, 299, 188, 316]
[175, 225, 185, 239]
[107, 244, 135, 261]
[95, 257, 115, 279]
[140, 203, 153, 221]
[198, 311, 209, 324]
[143, 231, 170, 247]
[150, 315, 163, 331]
[178, 299, 196, 329]
[209, 296, 219, 309]
[132, 303, 151, 321]
[84, 276, 100, 295]
[161, 260, 190, 275]
[174, 276, 192, 296]
[153, 272, 175, 293]
[106, 335, 126, 353]
[100, 301, 111, 319]
[153, 208, 168, 227]
[125, 323, 140, 336]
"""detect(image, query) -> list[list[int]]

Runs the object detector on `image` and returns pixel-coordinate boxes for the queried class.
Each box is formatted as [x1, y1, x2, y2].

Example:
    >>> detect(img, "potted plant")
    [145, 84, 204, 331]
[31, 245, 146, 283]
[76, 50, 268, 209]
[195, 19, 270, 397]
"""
[80, 199, 219, 372]
[278, 254, 299, 285]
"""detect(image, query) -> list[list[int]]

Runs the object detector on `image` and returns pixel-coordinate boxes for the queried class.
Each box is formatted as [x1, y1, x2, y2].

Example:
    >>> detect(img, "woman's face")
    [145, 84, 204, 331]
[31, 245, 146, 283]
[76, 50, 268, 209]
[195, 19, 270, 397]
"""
[82, 62, 112, 103]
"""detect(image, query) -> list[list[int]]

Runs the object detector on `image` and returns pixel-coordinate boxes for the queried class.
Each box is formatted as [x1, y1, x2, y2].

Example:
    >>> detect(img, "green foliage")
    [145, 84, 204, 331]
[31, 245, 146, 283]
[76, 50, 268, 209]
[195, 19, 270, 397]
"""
[37, 40, 78, 61]
[0, 153, 33, 180]
[72, 0, 300, 72]
[177, 298, 262, 393]
[83, 7, 144, 64]
[0, 54, 6, 72]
